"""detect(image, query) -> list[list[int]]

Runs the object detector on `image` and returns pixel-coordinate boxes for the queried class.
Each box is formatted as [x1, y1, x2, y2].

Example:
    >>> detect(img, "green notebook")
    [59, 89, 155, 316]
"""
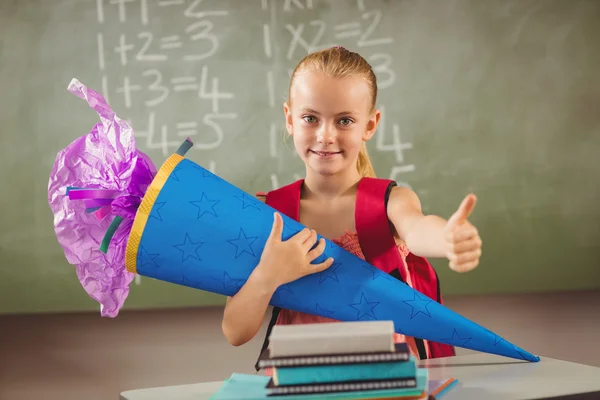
[209, 368, 428, 400]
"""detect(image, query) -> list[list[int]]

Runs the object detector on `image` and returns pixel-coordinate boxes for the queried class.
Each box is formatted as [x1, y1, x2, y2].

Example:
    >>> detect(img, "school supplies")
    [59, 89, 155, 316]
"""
[48, 79, 540, 363]
[268, 321, 420, 397]
[209, 375, 458, 400]
[210, 372, 428, 400]
[268, 321, 396, 358]
[271, 355, 417, 387]
[257, 343, 411, 370]
[210, 321, 457, 399]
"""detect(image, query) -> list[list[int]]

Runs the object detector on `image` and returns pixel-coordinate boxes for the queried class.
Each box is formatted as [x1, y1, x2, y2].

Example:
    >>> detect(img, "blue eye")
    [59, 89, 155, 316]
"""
[339, 118, 353, 126]
[303, 115, 317, 123]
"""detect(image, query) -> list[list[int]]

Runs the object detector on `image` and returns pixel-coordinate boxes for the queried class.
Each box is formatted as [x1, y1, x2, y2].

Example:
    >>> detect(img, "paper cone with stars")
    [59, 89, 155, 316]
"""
[124, 151, 539, 363]
[49, 79, 540, 364]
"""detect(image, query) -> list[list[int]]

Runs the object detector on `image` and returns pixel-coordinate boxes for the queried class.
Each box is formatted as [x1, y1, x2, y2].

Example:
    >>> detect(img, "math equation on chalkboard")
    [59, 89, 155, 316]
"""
[94, 0, 417, 194]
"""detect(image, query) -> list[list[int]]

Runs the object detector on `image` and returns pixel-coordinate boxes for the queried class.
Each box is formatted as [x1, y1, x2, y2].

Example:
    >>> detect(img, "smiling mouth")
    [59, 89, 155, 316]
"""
[310, 150, 342, 156]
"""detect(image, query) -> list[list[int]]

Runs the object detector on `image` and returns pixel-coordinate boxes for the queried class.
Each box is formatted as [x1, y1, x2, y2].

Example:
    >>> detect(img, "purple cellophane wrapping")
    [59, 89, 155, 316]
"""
[48, 79, 157, 317]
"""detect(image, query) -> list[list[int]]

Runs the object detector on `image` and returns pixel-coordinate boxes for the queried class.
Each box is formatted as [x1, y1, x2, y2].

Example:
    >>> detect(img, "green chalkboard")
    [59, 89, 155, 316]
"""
[1, 0, 599, 315]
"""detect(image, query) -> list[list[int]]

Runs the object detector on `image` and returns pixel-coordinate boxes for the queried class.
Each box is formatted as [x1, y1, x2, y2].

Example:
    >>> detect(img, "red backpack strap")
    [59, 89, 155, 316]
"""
[355, 177, 455, 359]
[406, 253, 440, 302]
[405, 254, 455, 356]
[262, 179, 303, 221]
[356, 177, 407, 279]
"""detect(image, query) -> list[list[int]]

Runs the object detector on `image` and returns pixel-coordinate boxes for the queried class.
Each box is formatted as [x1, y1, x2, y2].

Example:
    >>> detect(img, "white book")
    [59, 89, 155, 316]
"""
[268, 320, 395, 358]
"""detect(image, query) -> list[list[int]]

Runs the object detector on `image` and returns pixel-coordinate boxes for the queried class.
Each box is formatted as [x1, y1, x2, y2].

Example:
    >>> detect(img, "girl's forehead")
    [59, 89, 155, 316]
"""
[292, 70, 368, 88]
[290, 72, 372, 111]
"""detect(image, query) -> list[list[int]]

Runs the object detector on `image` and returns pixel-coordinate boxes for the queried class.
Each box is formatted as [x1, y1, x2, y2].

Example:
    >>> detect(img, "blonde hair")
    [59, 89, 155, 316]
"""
[288, 46, 378, 178]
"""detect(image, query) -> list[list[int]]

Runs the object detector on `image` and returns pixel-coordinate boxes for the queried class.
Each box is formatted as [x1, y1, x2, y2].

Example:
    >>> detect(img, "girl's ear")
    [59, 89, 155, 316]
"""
[283, 101, 293, 136]
[363, 108, 381, 141]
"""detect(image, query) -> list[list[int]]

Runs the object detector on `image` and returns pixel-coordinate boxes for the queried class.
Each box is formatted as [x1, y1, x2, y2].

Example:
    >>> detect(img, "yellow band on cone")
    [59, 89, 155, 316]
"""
[125, 154, 184, 274]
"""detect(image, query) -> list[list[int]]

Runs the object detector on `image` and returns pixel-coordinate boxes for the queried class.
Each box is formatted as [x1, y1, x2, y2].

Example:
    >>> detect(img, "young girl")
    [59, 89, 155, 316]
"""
[221, 46, 482, 370]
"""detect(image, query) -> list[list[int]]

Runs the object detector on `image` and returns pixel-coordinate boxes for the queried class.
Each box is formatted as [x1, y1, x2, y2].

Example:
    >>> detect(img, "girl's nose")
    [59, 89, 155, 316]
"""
[317, 126, 336, 144]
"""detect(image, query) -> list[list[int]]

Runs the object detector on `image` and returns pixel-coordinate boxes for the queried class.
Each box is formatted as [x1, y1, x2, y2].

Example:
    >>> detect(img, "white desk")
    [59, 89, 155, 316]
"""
[120, 354, 600, 400]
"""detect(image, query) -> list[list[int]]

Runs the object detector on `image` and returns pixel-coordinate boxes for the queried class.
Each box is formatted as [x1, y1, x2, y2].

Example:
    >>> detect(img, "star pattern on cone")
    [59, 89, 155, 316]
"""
[318, 262, 341, 283]
[281, 222, 299, 241]
[349, 293, 379, 320]
[173, 233, 204, 262]
[190, 193, 220, 219]
[138, 246, 160, 270]
[170, 164, 182, 181]
[360, 263, 391, 281]
[223, 272, 244, 291]
[227, 228, 258, 259]
[191, 164, 218, 180]
[403, 291, 433, 319]
[183, 276, 202, 288]
[277, 284, 293, 295]
[443, 328, 472, 347]
[234, 193, 261, 211]
[150, 202, 166, 222]
[315, 303, 335, 319]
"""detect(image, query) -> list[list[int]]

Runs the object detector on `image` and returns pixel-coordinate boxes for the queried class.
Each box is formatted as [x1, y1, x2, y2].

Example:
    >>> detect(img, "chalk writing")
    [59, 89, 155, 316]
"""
[176, 122, 198, 137]
[94, 0, 417, 200]
[160, 36, 183, 50]
[140, 0, 148, 25]
[109, 0, 134, 23]
[357, 10, 393, 47]
[286, 21, 327, 60]
[264, 2, 284, 161]
[369, 53, 396, 89]
[132, 112, 184, 156]
[137, 32, 169, 62]
[263, 24, 272, 58]
[334, 22, 361, 39]
[184, 0, 228, 19]
[184, 20, 219, 61]
[171, 77, 198, 92]
[284, 0, 314, 11]
[158, 0, 184, 6]
[97, 33, 105, 70]
[143, 69, 169, 107]
[95, 0, 237, 163]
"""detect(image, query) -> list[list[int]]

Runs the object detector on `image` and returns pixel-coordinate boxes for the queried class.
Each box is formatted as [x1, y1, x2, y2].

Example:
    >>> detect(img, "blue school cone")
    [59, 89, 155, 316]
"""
[50, 79, 540, 363]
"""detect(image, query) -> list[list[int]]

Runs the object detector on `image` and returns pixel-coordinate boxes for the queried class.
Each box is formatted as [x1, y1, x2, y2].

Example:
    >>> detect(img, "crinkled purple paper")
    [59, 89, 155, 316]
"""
[48, 78, 157, 317]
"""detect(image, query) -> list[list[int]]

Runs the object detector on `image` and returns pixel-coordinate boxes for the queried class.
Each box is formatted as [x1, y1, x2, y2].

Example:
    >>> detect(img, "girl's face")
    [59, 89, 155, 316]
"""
[284, 71, 380, 177]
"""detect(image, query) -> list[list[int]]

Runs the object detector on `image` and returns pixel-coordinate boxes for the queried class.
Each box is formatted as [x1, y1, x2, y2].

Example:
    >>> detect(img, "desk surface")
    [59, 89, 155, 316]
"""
[119, 354, 600, 400]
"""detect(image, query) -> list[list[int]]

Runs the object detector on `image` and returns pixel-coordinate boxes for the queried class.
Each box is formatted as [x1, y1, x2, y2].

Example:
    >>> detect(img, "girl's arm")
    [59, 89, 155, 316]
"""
[222, 267, 278, 346]
[221, 212, 333, 346]
[221, 193, 279, 346]
[386, 186, 482, 273]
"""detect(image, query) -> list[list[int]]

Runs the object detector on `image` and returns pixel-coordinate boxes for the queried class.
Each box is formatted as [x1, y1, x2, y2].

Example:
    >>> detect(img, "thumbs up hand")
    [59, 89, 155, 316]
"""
[444, 194, 482, 273]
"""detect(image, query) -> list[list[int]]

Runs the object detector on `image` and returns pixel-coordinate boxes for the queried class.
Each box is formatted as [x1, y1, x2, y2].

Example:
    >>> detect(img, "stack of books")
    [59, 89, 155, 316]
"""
[258, 321, 426, 398]
[210, 320, 457, 399]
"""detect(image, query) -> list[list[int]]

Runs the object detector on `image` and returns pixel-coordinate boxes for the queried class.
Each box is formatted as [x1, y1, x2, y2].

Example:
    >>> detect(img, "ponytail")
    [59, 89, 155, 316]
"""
[357, 142, 376, 178]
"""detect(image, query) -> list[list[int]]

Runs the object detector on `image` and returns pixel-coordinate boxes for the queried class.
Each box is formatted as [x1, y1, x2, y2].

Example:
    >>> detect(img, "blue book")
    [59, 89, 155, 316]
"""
[273, 355, 417, 386]
[209, 368, 429, 400]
